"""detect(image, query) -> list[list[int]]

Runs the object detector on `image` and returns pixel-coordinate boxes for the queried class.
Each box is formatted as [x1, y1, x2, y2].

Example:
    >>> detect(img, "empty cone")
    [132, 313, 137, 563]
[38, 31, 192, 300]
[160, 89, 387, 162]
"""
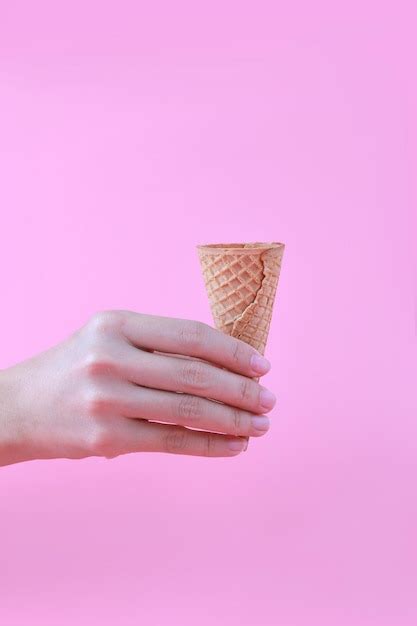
[197, 242, 285, 355]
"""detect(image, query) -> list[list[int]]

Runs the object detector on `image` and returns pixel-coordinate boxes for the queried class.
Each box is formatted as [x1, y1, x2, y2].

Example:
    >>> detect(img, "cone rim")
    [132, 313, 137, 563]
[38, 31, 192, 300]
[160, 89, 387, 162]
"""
[197, 241, 285, 254]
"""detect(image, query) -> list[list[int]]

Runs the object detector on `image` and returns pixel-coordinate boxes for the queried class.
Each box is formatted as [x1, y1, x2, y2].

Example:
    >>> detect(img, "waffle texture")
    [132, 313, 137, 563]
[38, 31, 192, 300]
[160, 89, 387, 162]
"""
[197, 242, 285, 355]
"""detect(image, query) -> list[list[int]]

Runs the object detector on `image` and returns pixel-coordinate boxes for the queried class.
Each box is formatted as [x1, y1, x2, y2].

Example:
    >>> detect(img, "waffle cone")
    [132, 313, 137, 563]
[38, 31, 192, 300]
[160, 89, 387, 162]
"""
[197, 242, 285, 355]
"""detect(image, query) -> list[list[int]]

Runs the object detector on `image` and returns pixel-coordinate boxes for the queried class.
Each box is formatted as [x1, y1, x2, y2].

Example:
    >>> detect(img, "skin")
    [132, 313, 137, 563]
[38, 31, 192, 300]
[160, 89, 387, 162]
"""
[0, 310, 276, 467]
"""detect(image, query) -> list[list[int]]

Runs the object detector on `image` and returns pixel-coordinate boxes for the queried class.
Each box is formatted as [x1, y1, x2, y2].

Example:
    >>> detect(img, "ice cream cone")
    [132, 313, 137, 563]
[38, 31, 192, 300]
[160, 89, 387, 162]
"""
[197, 242, 285, 355]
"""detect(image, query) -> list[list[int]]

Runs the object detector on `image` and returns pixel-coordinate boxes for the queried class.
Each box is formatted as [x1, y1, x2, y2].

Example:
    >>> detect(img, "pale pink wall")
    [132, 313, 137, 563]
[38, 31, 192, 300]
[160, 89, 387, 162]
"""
[0, 2, 416, 625]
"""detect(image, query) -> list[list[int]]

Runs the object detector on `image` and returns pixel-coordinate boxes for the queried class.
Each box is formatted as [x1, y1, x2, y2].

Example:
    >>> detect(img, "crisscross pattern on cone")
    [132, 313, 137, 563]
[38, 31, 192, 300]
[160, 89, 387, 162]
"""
[197, 242, 285, 355]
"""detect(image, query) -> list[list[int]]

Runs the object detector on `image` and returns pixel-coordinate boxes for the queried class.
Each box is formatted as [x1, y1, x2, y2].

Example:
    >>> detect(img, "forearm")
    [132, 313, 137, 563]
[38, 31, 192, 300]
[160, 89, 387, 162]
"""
[0, 367, 31, 467]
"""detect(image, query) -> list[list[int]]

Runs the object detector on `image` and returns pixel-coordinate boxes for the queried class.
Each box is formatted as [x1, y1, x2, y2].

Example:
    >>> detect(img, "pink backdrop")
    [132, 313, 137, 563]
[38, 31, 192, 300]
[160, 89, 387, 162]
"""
[0, 2, 416, 624]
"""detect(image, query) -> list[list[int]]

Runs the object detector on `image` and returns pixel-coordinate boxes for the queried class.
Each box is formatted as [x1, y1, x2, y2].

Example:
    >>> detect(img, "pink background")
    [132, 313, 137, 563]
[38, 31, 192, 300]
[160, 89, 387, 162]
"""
[0, 2, 416, 624]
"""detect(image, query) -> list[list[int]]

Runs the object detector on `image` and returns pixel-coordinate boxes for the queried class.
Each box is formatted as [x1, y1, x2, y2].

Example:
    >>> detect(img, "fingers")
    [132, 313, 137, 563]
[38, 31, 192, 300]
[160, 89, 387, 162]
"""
[121, 346, 277, 414]
[120, 312, 271, 378]
[118, 383, 271, 437]
[109, 418, 249, 458]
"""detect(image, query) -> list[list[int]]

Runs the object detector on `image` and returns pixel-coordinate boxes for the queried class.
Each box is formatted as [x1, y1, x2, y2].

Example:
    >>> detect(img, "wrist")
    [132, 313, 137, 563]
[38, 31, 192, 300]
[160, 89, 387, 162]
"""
[0, 367, 31, 466]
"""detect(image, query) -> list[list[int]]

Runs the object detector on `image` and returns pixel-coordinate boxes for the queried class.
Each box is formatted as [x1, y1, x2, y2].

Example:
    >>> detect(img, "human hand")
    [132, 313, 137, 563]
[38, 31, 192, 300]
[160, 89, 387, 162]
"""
[0, 310, 276, 466]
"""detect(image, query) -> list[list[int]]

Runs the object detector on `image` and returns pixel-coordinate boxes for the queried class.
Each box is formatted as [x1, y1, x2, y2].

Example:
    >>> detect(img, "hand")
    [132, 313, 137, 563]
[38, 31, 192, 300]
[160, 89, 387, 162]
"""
[0, 310, 276, 466]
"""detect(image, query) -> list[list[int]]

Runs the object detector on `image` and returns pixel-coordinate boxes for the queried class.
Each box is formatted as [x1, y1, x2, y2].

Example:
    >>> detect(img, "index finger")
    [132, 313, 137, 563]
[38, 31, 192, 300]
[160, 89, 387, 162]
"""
[120, 312, 271, 378]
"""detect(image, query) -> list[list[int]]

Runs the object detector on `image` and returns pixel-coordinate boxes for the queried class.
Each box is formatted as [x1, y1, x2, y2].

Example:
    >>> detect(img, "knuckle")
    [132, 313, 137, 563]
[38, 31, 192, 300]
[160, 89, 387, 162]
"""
[82, 348, 117, 378]
[231, 340, 244, 365]
[87, 310, 123, 336]
[175, 394, 203, 422]
[231, 407, 242, 436]
[87, 422, 114, 457]
[239, 377, 252, 404]
[179, 361, 209, 391]
[84, 385, 112, 416]
[164, 428, 189, 453]
[178, 320, 207, 351]
[204, 432, 215, 457]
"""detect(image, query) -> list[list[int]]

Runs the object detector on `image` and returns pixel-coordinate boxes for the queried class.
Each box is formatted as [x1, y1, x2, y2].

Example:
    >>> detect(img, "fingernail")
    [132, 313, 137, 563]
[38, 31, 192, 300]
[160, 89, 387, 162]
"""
[228, 438, 247, 453]
[250, 354, 271, 375]
[251, 415, 270, 432]
[259, 389, 276, 411]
